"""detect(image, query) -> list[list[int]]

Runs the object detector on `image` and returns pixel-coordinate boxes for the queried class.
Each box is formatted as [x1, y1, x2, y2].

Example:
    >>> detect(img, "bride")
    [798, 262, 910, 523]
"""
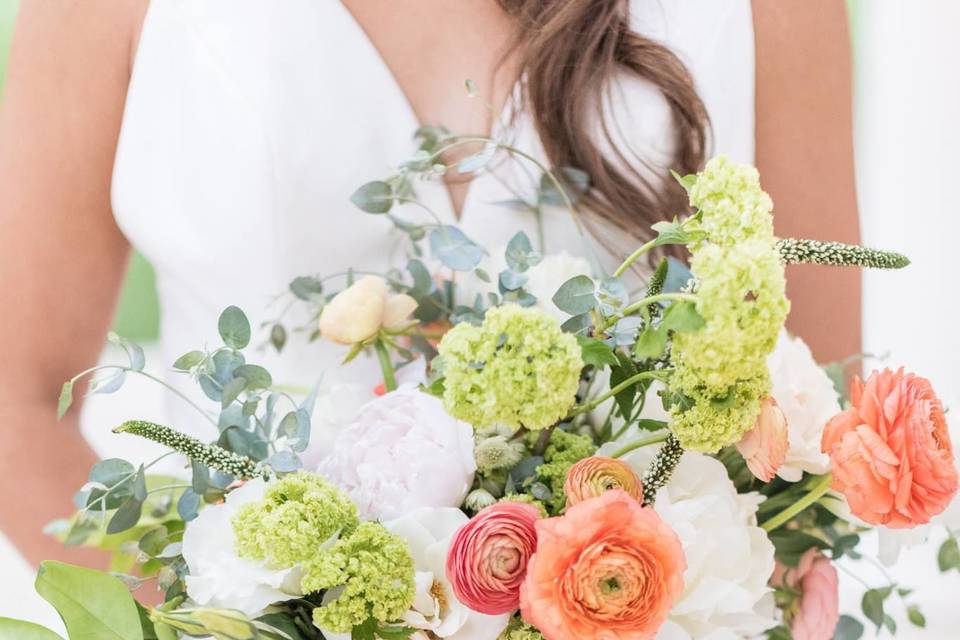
[0, 0, 860, 569]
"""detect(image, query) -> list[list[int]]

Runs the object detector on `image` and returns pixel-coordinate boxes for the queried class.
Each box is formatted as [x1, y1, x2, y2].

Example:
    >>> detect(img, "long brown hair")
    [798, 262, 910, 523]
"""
[498, 0, 710, 243]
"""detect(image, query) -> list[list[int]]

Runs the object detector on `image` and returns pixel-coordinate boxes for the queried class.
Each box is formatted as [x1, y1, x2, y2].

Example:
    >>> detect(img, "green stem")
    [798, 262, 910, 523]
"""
[566, 370, 667, 418]
[761, 473, 833, 532]
[609, 430, 671, 459]
[613, 239, 657, 278]
[374, 339, 398, 392]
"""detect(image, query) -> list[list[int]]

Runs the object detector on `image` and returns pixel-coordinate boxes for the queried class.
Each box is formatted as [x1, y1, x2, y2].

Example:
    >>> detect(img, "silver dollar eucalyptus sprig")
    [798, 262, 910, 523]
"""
[641, 435, 684, 506]
[114, 420, 267, 480]
[776, 238, 910, 269]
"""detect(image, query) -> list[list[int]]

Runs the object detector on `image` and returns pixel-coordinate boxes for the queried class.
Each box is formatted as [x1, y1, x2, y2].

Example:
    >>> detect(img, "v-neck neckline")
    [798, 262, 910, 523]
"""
[334, 0, 521, 224]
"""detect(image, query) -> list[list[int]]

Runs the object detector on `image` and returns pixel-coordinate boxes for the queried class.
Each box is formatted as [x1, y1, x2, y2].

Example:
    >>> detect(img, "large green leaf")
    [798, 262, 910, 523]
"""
[35, 561, 144, 640]
[0, 618, 64, 640]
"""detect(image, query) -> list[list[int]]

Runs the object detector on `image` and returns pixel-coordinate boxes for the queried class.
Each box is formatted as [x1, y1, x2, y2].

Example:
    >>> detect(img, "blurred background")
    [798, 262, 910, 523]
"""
[1, 0, 957, 637]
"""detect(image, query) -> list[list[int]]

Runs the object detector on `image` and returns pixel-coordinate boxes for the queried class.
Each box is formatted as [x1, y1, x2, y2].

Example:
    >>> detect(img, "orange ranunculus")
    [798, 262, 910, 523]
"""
[821, 368, 958, 528]
[564, 456, 643, 507]
[736, 397, 789, 482]
[520, 490, 685, 640]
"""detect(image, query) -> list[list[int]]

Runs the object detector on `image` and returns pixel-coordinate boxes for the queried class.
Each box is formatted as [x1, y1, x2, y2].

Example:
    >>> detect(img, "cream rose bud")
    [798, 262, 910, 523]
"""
[318, 275, 417, 344]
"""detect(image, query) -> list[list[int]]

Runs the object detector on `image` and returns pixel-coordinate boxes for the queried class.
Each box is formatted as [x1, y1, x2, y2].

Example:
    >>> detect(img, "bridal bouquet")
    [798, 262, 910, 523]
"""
[6, 143, 957, 640]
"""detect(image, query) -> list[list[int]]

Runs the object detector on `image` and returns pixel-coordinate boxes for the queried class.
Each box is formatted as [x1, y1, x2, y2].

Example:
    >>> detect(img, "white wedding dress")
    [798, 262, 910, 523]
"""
[110, 0, 756, 440]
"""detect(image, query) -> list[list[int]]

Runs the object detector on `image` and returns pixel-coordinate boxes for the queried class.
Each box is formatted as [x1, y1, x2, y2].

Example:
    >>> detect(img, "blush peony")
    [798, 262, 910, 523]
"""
[821, 368, 958, 528]
[446, 501, 540, 615]
[767, 331, 839, 481]
[563, 455, 643, 507]
[519, 490, 685, 640]
[316, 386, 476, 520]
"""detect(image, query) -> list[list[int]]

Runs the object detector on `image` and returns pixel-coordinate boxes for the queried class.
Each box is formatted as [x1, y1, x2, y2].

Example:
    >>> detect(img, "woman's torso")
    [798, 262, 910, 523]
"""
[111, 0, 756, 438]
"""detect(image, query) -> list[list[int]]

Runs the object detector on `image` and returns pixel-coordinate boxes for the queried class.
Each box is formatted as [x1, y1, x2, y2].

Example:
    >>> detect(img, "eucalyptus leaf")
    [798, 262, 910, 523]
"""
[218, 306, 251, 350]
[429, 226, 483, 271]
[172, 350, 205, 371]
[107, 496, 144, 534]
[539, 167, 590, 206]
[108, 333, 145, 372]
[552, 275, 595, 315]
[177, 489, 202, 522]
[57, 380, 74, 419]
[35, 561, 144, 640]
[498, 269, 528, 292]
[270, 324, 287, 352]
[233, 364, 272, 390]
[456, 145, 496, 174]
[89, 370, 127, 395]
[220, 377, 246, 408]
[560, 312, 592, 335]
[289, 276, 324, 301]
[504, 231, 541, 272]
[269, 451, 302, 474]
[833, 614, 864, 640]
[350, 181, 394, 214]
[407, 259, 435, 295]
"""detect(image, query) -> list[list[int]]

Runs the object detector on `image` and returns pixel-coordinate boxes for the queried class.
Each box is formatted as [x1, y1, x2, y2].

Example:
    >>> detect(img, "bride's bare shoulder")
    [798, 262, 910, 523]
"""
[14, 0, 149, 72]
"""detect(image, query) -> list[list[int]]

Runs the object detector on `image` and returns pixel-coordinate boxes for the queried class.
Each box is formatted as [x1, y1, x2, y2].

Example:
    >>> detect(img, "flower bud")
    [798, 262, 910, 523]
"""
[736, 397, 788, 482]
[318, 276, 417, 345]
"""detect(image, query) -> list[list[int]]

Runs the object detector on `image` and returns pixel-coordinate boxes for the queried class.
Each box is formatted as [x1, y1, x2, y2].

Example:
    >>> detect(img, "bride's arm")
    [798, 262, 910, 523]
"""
[752, 0, 862, 365]
[0, 0, 147, 566]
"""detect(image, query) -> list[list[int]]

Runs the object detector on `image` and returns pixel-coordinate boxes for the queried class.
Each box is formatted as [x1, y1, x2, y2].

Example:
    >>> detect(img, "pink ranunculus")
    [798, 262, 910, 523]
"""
[736, 397, 789, 482]
[771, 548, 839, 640]
[520, 490, 685, 640]
[821, 368, 958, 528]
[446, 501, 540, 615]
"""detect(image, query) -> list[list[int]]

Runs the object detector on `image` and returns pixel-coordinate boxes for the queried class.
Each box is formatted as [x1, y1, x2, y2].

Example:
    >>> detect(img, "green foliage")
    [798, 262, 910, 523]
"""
[576, 335, 617, 367]
[350, 181, 394, 214]
[938, 535, 960, 572]
[860, 586, 893, 633]
[552, 275, 595, 315]
[218, 306, 251, 350]
[429, 225, 483, 271]
[35, 561, 144, 640]
[0, 618, 63, 640]
[834, 614, 865, 640]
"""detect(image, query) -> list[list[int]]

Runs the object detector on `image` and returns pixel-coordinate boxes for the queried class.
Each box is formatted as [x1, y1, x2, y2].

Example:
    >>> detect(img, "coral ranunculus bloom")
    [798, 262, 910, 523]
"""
[520, 490, 685, 640]
[564, 456, 643, 507]
[821, 368, 958, 528]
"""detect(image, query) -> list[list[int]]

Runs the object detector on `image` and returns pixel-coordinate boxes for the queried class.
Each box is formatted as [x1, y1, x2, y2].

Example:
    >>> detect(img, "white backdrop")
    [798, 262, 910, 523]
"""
[2, 1, 958, 637]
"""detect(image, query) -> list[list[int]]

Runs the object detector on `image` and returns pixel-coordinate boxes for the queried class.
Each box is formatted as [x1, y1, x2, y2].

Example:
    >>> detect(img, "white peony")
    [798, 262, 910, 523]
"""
[181, 479, 302, 616]
[767, 330, 840, 482]
[316, 385, 476, 521]
[458, 249, 592, 321]
[298, 382, 376, 469]
[599, 443, 777, 639]
[383, 507, 511, 639]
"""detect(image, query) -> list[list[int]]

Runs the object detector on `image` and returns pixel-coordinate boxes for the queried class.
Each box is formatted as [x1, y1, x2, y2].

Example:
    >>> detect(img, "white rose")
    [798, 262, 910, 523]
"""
[458, 250, 592, 321]
[384, 507, 511, 639]
[319, 275, 417, 344]
[316, 386, 476, 520]
[598, 443, 777, 639]
[181, 479, 302, 616]
[767, 330, 841, 481]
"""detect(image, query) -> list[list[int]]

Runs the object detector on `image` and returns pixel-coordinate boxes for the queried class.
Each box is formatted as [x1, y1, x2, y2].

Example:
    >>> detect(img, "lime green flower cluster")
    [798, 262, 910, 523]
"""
[532, 429, 597, 512]
[232, 473, 415, 633]
[685, 155, 775, 250]
[498, 619, 545, 640]
[232, 472, 359, 568]
[500, 493, 549, 518]
[438, 305, 583, 430]
[668, 158, 789, 452]
[303, 522, 415, 633]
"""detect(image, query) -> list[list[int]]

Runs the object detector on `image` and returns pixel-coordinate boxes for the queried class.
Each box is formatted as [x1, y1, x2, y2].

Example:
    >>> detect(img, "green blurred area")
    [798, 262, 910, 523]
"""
[0, 0, 160, 341]
[0, 1, 864, 345]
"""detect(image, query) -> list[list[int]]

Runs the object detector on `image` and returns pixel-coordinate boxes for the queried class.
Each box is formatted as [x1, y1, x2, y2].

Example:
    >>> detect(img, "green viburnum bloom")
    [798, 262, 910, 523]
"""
[304, 522, 416, 633]
[531, 429, 597, 512]
[685, 155, 775, 250]
[232, 472, 359, 569]
[438, 305, 583, 430]
[498, 619, 545, 640]
[669, 239, 789, 452]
